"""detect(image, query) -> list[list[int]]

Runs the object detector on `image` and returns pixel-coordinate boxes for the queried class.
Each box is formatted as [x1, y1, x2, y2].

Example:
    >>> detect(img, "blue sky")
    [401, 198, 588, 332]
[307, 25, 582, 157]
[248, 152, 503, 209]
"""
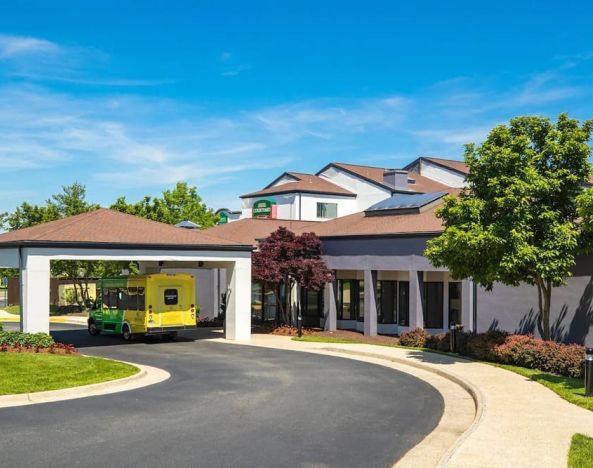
[0, 0, 592, 212]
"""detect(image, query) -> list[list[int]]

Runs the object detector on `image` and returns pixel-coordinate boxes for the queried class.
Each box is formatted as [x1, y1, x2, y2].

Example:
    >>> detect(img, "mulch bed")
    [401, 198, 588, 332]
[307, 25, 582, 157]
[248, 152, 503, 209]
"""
[0, 344, 78, 355]
[253, 324, 401, 345]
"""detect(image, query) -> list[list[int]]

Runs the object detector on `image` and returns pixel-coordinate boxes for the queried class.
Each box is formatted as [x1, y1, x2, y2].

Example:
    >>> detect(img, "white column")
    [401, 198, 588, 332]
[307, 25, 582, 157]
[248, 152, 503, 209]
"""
[408, 270, 424, 329]
[20, 250, 50, 334]
[363, 269, 377, 336]
[461, 279, 474, 332]
[224, 258, 251, 341]
[323, 281, 337, 331]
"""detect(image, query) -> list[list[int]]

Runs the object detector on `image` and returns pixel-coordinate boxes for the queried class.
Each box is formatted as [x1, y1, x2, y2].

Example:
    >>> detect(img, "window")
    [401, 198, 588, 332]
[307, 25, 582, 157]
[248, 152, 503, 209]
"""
[398, 281, 409, 326]
[424, 282, 444, 328]
[337, 280, 363, 320]
[377, 281, 397, 324]
[316, 202, 338, 219]
[137, 287, 146, 311]
[102, 288, 120, 309]
[448, 282, 462, 325]
[164, 289, 178, 305]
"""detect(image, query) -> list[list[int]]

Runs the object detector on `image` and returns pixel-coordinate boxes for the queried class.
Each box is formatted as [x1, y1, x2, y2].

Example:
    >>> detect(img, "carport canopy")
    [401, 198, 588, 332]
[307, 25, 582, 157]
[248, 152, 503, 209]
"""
[0, 208, 253, 340]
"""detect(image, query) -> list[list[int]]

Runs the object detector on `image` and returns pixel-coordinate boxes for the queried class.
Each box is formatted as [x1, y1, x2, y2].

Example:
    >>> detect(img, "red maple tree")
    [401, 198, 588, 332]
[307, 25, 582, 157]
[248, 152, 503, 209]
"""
[252, 227, 333, 325]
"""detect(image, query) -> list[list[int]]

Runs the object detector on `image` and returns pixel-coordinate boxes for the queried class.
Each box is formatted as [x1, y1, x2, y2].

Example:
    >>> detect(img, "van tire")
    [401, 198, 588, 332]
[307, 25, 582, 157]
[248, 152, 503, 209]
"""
[88, 320, 100, 336]
[122, 324, 133, 341]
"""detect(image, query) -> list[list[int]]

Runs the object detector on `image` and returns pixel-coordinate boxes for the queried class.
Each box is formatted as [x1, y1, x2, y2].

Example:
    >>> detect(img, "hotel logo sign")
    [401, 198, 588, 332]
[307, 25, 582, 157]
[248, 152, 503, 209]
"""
[252, 199, 275, 218]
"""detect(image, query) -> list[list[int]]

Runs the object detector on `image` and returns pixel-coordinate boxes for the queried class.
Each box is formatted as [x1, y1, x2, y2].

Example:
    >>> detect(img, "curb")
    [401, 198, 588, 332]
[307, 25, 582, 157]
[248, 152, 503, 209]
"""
[318, 347, 485, 467]
[0, 358, 170, 409]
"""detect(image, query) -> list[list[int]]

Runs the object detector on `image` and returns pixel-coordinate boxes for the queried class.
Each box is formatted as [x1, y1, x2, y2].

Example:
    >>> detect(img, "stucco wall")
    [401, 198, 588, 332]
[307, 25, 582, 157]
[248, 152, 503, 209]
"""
[477, 254, 593, 345]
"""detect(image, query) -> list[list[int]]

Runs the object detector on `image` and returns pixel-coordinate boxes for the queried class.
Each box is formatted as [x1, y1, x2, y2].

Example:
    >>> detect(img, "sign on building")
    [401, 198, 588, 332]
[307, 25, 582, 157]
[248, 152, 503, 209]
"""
[252, 199, 276, 218]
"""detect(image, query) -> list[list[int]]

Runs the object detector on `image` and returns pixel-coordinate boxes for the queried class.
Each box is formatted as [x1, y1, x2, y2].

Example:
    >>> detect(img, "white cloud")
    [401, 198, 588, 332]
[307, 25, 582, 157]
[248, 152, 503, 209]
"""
[0, 34, 60, 59]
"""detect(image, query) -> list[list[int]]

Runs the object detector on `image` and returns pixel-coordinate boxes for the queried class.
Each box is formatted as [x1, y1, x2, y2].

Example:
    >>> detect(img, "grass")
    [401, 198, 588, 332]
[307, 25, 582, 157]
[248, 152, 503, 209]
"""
[492, 363, 593, 412]
[0, 353, 138, 395]
[1, 305, 71, 316]
[569, 434, 593, 467]
[293, 335, 593, 412]
[2, 305, 20, 315]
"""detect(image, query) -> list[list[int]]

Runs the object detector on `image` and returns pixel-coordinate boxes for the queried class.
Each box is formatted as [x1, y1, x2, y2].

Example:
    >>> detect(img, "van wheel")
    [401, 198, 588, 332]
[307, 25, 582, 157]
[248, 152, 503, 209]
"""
[122, 324, 133, 341]
[88, 320, 100, 336]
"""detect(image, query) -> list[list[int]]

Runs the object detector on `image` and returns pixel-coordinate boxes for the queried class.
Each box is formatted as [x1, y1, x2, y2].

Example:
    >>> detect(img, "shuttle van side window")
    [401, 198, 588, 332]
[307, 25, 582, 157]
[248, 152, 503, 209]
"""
[164, 289, 178, 305]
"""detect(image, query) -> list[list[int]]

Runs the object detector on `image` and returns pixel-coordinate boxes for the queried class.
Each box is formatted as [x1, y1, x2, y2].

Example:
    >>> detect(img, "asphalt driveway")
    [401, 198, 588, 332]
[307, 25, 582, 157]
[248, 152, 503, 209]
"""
[0, 324, 444, 468]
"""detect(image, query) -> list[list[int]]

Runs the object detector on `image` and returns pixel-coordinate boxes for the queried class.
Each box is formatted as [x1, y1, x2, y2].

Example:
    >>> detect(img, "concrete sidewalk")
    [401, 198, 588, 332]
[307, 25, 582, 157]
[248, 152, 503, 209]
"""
[228, 334, 593, 467]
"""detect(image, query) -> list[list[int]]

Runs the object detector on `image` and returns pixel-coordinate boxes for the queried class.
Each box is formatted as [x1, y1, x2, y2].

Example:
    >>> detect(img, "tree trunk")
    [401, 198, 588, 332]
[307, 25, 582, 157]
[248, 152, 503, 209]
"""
[536, 277, 552, 341]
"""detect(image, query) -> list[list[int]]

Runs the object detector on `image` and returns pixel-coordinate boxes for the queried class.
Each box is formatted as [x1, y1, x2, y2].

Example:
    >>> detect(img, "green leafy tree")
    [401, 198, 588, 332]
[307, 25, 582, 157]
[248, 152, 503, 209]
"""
[425, 114, 593, 341]
[2, 183, 127, 310]
[111, 182, 218, 228]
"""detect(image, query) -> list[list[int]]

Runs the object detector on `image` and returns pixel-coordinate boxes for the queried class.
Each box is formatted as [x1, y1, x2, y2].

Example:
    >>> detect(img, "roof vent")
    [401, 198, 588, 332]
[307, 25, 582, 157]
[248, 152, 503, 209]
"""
[383, 169, 409, 191]
[175, 220, 200, 229]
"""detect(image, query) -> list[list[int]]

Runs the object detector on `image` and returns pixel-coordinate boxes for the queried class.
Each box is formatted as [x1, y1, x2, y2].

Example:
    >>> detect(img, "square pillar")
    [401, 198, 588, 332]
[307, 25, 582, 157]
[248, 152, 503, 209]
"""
[363, 270, 377, 336]
[461, 279, 475, 332]
[409, 270, 424, 329]
[20, 250, 50, 334]
[323, 281, 337, 331]
[224, 258, 251, 341]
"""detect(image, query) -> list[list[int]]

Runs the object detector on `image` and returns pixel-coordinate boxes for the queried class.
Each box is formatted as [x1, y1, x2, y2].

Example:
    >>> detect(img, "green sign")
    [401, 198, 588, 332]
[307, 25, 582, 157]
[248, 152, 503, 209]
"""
[218, 212, 229, 224]
[252, 199, 274, 218]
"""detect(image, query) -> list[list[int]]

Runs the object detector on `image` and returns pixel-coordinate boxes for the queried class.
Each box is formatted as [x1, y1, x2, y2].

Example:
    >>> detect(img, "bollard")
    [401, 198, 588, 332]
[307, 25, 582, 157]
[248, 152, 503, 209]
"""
[586, 348, 593, 397]
[297, 312, 303, 338]
[449, 322, 456, 353]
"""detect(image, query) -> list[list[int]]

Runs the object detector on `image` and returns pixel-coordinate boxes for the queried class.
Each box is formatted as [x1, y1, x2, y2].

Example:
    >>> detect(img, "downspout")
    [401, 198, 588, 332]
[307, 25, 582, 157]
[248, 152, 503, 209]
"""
[298, 192, 302, 220]
[18, 246, 23, 331]
[473, 281, 478, 333]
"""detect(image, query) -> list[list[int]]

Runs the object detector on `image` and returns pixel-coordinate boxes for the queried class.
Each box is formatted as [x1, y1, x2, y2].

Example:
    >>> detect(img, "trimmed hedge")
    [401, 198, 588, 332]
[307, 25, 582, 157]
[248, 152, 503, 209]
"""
[399, 328, 586, 379]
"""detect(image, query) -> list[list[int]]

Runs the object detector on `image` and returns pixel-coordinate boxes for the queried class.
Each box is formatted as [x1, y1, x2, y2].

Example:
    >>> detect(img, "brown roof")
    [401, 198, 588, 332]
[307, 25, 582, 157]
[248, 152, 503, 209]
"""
[327, 162, 451, 193]
[202, 218, 321, 246]
[241, 172, 355, 198]
[310, 205, 445, 238]
[0, 208, 251, 250]
[422, 157, 469, 174]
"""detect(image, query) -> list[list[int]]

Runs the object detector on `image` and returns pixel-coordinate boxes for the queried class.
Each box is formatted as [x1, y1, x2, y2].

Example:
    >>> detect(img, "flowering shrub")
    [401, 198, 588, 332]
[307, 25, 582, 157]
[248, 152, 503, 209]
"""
[0, 331, 77, 354]
[399, 328, 431, 347]
[493, 335, 584, 378]
[402, 328, 585, 379]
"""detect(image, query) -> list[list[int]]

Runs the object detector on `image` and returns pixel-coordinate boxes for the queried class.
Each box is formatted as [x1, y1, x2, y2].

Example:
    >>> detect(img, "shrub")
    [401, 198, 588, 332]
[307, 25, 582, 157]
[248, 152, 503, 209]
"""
[398, 328, 585, 379]
[0, 331, 54, 348]
[462, 330, 509, 361]
[494, 335, 584, 378]
[426, 332, 451, 352]
[0, 322, 3, 332]
[399, 328, 430, 347]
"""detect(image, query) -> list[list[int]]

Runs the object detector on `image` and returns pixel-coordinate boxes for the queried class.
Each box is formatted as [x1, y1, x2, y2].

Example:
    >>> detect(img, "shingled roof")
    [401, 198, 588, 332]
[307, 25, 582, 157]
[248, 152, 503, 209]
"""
[202, 218, 320, 246]
[321, 162, 451, 193]
[0, 208, 252, 251]
[241, 172, 355, 198]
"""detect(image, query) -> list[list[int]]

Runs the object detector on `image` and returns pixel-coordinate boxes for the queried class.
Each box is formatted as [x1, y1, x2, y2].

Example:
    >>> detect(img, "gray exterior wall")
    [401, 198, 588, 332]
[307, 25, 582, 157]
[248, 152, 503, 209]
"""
[321, 235, 447, 272]
[321, 235, 593, 345]
[477, 253, 593, 346]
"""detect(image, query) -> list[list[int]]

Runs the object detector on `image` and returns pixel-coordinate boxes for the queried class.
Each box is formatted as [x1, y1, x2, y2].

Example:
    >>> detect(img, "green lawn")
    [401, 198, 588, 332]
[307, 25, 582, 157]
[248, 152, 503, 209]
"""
[0, 353, 138, 395]
[2, 305, 19, 315]
[569, 434, 593, 467]
[1, 305, 70, 316]
[493, 364, 593, 412]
